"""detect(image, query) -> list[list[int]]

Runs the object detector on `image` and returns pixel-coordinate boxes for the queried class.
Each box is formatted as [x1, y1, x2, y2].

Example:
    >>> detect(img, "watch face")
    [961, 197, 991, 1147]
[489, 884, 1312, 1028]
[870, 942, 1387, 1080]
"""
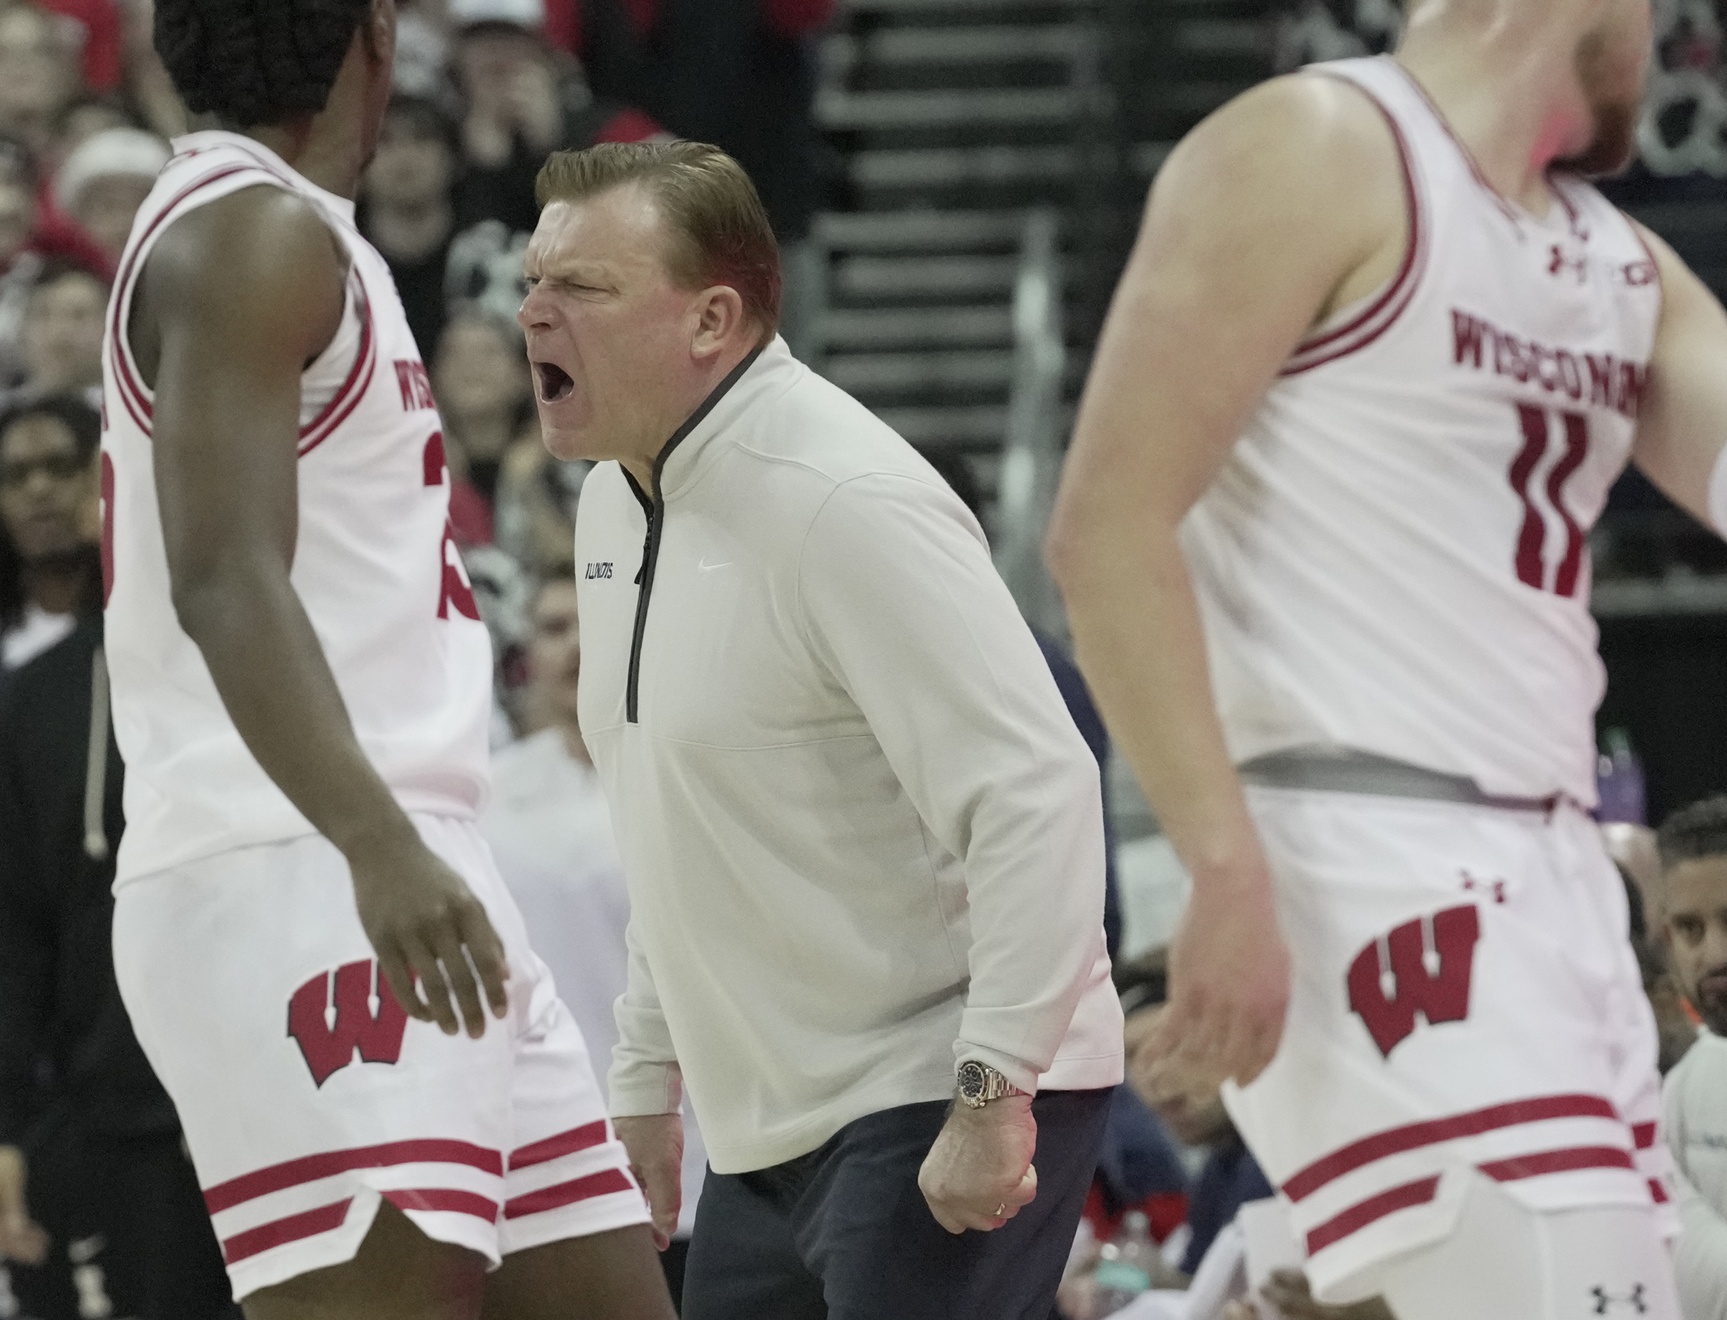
[957, 1060, 986, 1100]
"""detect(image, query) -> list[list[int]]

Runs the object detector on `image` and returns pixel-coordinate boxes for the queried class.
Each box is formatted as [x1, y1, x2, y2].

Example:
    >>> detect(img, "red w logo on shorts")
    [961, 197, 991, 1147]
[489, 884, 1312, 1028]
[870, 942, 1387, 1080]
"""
[287, 960, 410, 1087]
[1346, 905, 1482, 1057]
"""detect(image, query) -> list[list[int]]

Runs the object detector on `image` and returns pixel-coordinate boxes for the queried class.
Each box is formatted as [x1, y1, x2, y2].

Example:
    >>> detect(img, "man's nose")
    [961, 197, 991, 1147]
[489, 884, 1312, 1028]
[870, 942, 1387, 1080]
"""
[518, 285, 555, 332]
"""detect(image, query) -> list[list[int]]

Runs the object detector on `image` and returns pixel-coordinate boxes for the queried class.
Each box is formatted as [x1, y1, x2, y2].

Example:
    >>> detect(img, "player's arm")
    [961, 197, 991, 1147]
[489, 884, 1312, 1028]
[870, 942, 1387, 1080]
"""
[1631, 224, 1727, 534]
[138, 187, 506, 1038]
[1045, 75, 1406, 1095]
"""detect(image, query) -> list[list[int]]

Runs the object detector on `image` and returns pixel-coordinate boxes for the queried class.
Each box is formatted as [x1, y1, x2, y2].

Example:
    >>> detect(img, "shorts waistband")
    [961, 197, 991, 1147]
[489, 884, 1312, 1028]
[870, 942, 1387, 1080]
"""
[1237, 747, 1574, 815]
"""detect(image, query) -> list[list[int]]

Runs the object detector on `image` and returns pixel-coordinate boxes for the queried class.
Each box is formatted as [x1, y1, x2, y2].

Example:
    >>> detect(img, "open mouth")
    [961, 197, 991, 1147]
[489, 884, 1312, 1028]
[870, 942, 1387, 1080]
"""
[535, 361, 575, 403]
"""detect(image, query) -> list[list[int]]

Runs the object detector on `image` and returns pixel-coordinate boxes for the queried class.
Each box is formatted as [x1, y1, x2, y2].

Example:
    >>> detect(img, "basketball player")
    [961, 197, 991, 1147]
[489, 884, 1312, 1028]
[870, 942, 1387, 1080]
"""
[1047, 0, 1727, 1315]
[99, 2, 673, 1317]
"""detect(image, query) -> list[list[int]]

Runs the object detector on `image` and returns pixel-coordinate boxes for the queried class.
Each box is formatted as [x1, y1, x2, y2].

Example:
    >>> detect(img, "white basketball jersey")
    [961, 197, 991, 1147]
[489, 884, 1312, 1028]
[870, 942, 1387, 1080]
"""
[101, 132, 492, 884]
[1183, 57, 1662, 805]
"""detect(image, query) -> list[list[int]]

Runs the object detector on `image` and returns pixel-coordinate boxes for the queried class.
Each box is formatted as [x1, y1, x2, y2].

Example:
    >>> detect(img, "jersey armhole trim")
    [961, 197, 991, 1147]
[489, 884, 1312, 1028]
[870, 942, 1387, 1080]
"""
[107, 162, 266, 435]
[1280, 72, 1429, 377]
[297, 270, 377, 457]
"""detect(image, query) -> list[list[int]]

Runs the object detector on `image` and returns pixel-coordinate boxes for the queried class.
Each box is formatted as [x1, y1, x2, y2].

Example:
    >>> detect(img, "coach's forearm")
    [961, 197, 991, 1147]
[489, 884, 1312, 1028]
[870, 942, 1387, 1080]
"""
[608, 922, 684, 1116]
[1052, 519, 1267, 892]
[953, 746, 1107, 1094]
[172, 557, 418, 862]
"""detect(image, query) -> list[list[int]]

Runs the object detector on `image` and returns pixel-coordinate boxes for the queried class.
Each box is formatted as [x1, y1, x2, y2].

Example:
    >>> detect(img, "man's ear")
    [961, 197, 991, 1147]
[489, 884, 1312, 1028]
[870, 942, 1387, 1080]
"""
[691, 285, 751, 358]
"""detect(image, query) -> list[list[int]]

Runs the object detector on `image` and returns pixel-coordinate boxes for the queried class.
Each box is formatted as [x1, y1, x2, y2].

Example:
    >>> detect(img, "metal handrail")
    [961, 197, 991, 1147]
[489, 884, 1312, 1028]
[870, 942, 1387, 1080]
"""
[994, 206, 1067, 637]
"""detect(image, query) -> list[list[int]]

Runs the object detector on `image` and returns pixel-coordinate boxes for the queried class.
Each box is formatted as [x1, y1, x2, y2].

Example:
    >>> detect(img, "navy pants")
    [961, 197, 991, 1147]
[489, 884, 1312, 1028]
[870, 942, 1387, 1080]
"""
[682, 1088, 1112, 1320]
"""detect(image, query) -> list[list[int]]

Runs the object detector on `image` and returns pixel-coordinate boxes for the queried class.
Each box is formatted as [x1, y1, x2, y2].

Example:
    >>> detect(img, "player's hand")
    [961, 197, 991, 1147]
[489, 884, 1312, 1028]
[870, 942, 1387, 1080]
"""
[918, 1093, 1038, 1234]
[347, 831, 509, 1039]
[0, 1145, 48, 1266]
[1138, 865, 1289, 1106]
[614, 1114, 683, 1251]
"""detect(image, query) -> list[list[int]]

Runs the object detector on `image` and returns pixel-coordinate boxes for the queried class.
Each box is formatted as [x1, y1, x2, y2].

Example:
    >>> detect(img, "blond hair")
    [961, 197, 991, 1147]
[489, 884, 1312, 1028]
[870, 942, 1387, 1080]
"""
[536, 141, 782, 334]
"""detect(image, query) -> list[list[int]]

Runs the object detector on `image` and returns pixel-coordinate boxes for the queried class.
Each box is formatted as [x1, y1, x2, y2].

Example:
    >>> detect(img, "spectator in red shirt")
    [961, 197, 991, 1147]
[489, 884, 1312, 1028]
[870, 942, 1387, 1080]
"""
[431, 303, 536, 539]
[35, 0, 123, 95]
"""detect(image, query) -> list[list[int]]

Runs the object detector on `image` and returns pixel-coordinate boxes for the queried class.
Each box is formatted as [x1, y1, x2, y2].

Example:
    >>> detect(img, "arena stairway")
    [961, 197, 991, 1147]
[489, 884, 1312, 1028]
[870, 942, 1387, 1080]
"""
[810, 0, 1273, 502]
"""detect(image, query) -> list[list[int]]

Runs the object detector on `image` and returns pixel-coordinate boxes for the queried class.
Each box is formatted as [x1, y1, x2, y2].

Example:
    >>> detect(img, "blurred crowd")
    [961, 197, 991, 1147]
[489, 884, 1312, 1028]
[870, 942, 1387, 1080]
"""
[0, 0, 835, 718]
[7, 3, 1727, 1319]
[0, 2, 833, 1316]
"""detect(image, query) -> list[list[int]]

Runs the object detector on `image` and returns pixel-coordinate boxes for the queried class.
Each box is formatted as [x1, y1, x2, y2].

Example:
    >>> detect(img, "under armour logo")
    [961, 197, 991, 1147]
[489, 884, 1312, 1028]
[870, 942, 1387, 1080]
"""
[1460, 871, 1507, 904]
[1592, 1283, 1648, 1314]
[1549, 244, 1588, 283]
[287, 960, 409, 1087]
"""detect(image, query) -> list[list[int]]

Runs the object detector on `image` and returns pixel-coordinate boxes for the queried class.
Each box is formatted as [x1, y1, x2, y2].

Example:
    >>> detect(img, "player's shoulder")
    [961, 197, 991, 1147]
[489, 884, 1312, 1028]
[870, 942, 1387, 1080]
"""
[143, 182, 345, 314]
[1164, 67, 1403, 201]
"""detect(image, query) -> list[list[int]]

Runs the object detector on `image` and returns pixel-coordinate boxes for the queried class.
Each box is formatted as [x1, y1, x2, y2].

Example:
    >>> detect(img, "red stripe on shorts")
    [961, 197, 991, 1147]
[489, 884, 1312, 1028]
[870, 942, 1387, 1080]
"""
[1651, 1180, 1670, 1204]
[382, 1188, 500, 1222]
[1477, 1145, 1636, 1182]
[1633, 1122, 1658, 1150]
[509, 1121, 610, 1171]
[204, 1139, 503, 1214]
[222, 1198, 353, 1264]
[503, 1169, 634, 1220]
[1306, 1176, 1440, 1255]
[1282, 1094, 1619, 1202]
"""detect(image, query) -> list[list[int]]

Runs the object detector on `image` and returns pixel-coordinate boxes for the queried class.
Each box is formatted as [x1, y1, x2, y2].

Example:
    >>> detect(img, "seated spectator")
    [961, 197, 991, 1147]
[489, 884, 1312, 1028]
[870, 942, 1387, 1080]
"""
[359, 94, 461, 357]
[50, 126, 166, 264]
[492, 431, 587, 580]
[1074, 982, 1395, 1320]
[36, 0, 125, 96]
[0, 577, 235, 1320]
[0, 134, 114, 306]
[448, 0, 664, 238]
[451, 0, 564, 236]
[1609, 832, 1702, 1075]
[0, 393, 98, 671]
[432, 302, 534, 520]
[479, 568, 708, 1307]
[55, 94, 134, 159]
[0, 4, 79, 160]
[1125, 1004, 1275, 1280]
[1656, 797, 1727, 1320]
[15, 258, 106, 403]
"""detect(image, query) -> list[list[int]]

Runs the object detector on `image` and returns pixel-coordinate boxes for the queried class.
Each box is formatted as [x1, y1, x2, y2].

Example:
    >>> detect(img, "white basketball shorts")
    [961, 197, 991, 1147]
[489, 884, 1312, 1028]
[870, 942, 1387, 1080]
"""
[1223, 788, 1677, 1302]
[111, 814, 650, 1301]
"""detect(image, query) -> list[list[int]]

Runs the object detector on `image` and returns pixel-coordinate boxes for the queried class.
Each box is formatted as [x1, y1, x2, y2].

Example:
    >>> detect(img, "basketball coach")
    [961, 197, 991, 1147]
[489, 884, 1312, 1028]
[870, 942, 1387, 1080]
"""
[519, 141, 1123, 1319]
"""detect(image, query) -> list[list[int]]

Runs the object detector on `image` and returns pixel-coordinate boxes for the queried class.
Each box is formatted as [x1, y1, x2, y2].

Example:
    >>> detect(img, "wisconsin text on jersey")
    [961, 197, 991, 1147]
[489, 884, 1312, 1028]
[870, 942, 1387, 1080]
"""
[1451, 308, 1648, 420]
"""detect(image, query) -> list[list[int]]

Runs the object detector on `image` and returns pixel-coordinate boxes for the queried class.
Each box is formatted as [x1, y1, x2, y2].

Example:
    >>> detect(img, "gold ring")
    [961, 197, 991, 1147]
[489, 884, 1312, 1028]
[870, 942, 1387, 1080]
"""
[994, 1202, 1006, 1218]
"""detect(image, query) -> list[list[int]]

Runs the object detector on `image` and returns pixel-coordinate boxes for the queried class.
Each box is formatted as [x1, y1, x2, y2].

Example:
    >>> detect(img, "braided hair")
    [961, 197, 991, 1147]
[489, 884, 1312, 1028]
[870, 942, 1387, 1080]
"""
[155, 0, 377, 129]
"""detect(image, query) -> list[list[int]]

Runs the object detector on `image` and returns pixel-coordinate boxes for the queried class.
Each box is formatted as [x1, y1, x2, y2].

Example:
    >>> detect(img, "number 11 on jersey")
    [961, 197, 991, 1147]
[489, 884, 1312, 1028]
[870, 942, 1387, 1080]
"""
[1508, 404, 1590, 598]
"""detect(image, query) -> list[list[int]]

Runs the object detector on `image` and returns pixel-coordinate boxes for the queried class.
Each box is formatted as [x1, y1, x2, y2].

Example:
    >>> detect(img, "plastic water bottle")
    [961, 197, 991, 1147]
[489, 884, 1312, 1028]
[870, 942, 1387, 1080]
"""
[1091, 1210, 1156, 1315]
[1596, 727, 1646, 825]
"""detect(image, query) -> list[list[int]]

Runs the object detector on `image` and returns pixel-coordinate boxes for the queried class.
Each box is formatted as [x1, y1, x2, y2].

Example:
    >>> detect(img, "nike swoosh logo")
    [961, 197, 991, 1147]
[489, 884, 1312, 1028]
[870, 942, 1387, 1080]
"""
[698, 558, 732, 572]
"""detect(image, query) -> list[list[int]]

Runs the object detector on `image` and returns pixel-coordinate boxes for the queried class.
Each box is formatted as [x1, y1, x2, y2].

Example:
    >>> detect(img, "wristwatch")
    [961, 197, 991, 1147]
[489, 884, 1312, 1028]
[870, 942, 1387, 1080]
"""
[956, 1060, 1024, 1109]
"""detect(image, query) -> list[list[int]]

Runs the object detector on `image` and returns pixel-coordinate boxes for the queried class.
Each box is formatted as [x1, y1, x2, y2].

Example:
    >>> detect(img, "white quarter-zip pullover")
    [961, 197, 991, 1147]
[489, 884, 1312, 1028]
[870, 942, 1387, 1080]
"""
[575, 337, 1123, 1174]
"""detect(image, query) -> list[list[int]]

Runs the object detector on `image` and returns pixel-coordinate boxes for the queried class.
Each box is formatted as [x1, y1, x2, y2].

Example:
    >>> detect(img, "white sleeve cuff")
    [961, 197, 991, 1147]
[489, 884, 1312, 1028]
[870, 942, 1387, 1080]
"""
[606, 1060, 684, 1118]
